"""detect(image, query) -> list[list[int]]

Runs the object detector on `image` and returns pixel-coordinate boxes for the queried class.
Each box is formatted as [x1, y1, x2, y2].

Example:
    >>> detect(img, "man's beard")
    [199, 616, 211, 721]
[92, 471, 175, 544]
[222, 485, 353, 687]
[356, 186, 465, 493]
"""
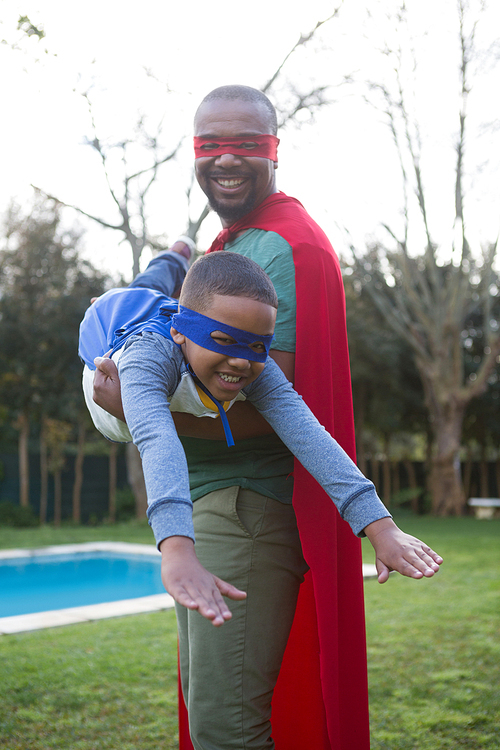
[205, 179, 258, 224]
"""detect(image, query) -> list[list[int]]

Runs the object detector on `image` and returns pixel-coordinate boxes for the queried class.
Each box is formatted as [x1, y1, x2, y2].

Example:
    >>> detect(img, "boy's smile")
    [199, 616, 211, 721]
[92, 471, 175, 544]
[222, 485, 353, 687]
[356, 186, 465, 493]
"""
[170, 294, 277, 403]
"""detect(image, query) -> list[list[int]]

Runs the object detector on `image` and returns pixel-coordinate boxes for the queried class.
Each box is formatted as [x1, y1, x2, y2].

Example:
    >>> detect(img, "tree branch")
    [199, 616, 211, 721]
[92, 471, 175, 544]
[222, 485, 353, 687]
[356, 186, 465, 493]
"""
[31, 186, 125, 232]
[261, 4, 345, 93]
[461, 336, 500, 401]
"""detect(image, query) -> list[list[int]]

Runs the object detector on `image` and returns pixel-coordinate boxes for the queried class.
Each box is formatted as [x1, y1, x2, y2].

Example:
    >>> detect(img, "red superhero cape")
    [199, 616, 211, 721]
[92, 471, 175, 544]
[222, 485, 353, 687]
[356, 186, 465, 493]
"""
[179, 192, 370, 749]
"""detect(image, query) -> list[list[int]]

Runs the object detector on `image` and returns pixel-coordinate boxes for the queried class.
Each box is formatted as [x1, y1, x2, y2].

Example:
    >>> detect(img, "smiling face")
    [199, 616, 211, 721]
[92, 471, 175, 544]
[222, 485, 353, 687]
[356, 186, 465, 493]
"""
[194, 99, 278, 226]
[170, 294, 277, 403]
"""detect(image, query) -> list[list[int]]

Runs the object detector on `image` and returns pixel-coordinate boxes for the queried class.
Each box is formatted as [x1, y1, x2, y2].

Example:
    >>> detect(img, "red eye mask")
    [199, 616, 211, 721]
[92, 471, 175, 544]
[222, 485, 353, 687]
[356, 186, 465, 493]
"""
[194, 135, 279, 162]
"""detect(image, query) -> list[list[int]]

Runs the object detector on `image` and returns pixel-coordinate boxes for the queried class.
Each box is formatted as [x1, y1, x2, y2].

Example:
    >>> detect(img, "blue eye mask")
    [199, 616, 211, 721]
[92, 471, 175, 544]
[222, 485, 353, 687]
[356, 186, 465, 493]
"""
[170, 306, 274, 363]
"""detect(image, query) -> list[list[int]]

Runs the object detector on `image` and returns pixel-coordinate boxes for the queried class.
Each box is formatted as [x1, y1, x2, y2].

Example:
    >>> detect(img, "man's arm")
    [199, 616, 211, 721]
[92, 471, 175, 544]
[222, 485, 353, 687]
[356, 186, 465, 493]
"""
[93, 349, 295, 441]
[93, 356, 126, 422]
[268, 350, 295, 382]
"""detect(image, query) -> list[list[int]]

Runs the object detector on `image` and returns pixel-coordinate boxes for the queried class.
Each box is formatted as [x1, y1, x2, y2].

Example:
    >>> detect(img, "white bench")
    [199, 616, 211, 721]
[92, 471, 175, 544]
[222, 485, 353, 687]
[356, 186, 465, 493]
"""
[468, 498, 500, 519]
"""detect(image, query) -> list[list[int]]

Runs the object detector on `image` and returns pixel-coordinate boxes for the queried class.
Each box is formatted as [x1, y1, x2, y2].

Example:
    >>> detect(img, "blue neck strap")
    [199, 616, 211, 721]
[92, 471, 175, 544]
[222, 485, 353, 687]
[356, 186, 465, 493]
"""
[187, 365, 235, 447]
[170, 306, 274, 363]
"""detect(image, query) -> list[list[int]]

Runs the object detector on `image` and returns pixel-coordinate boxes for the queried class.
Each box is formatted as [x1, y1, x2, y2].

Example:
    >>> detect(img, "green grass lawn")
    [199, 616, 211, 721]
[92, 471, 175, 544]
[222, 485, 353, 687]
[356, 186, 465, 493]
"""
[362, 513, 500, 749]
[0, 519, 155, 550]
[1, 514, 498, 749]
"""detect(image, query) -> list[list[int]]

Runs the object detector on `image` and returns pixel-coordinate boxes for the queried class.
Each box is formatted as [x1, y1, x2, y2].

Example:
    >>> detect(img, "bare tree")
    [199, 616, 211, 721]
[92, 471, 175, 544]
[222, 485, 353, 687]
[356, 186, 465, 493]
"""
[35, 93, 183, 277]
[4, 5, 348, 526]
[350, 0, 500, 515]
[30, 6, 347, 515]
[185, 4, 347, 245]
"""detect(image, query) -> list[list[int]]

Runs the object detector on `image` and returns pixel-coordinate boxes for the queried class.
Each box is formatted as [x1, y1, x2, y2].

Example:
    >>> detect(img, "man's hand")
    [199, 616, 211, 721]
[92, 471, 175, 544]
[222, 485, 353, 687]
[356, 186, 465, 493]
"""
[159, 536, 247, 626]
[363, 517, 443, 584]
[93, 355, 126, 422]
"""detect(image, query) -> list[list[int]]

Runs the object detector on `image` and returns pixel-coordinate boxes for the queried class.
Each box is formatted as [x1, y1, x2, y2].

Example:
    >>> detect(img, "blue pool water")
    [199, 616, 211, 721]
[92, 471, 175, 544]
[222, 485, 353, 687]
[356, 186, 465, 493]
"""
[0, 553, 165, 617]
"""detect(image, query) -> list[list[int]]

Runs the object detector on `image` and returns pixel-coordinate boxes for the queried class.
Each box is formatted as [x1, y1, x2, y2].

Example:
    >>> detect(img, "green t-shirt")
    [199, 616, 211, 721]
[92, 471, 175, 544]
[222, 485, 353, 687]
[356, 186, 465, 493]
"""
[180, 228, 297, 503]
[225, 229, 296, 352]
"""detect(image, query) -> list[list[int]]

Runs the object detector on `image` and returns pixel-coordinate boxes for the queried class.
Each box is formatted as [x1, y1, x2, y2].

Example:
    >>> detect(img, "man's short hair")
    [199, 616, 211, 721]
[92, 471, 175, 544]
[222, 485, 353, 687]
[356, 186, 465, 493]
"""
[196, 85, 278, 136]
[180, 252, 278, 313]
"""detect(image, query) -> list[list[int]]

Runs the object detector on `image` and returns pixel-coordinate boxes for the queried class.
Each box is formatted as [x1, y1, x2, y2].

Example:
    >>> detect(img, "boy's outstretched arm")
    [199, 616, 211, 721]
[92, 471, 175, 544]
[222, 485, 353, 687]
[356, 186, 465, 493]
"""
[159, 536, 247, 627]
[363, 517, 443, 584]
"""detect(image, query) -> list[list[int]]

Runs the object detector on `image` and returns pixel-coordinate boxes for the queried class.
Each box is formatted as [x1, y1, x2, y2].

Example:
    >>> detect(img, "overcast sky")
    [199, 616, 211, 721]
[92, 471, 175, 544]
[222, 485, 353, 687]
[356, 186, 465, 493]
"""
[1, 0, 498, 279]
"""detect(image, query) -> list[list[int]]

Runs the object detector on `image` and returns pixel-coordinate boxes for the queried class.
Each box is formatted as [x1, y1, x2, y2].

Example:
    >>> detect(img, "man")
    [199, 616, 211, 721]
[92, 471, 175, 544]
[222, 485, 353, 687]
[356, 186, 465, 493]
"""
[183, 86, 370, 750]
[93, 86, 407, 750]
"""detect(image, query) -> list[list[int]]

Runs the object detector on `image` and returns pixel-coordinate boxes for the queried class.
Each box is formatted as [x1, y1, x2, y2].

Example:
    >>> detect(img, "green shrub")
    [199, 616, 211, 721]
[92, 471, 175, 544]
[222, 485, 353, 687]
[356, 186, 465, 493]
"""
[390, 487, 431, 513]
[0, 500, 39, 527]
[115, 486, 136, 521]
[390, 487, 422, 507]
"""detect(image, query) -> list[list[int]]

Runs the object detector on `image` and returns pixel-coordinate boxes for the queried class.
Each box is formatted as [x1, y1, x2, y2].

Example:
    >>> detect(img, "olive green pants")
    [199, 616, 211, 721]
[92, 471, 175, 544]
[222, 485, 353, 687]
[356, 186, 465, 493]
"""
[175, 486, 308, 750]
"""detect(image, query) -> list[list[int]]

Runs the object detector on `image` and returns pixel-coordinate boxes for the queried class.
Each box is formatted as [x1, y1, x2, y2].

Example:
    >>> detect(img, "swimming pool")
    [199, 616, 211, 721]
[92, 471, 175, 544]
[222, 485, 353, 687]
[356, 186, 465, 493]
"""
[0, 542, 175, 634]
[1, 549, 165, 617]
[0, 542, 377, 635]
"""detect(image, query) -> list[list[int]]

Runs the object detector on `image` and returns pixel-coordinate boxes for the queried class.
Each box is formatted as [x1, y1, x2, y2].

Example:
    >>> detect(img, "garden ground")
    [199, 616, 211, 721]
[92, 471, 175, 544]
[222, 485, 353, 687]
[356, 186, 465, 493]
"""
[0, 513, 498, 749]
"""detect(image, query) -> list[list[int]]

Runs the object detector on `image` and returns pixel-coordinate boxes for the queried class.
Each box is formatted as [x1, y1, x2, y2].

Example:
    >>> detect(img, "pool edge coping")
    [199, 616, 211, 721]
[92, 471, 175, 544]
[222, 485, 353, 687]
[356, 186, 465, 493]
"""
[0, 541, 378, 634]
[0, 541, 161, 560]
[0, 542, 174, 634]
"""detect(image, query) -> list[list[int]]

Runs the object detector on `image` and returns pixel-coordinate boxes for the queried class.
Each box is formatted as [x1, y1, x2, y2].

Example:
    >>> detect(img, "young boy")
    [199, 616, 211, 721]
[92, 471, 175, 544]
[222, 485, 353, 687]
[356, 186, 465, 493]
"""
[79, 251, 442, 625]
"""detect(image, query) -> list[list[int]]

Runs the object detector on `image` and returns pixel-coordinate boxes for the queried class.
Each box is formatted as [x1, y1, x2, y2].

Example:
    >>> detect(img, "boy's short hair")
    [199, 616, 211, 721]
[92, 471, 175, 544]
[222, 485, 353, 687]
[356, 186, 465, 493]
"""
[180, 252, 278, 313]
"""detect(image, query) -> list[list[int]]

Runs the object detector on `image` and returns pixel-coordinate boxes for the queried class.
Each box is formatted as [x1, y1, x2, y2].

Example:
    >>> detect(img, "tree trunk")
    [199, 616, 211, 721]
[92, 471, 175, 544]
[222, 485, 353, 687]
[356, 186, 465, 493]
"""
[126, 442, 147, 519]
[392, 460, 400, 497]
[53, 470, 62, 527]
[17, 410, 30, 508]
[429, 454, 465, 515]
[382, 436, 391, 507]
[404, 459, 419, 514]
[382, 459, 391, 507]
[462, 454, 473, 500]
[108, 443, 117, 523]
[479, 450, 489, 498]
[128, 232, 143, 279]
[428, 400, 466, 516]
[39, 419, 48, 523]
[425, 426, 433, 497]
[72, 421, 86, 524]
[371, 458, 380, 497]
[353, 383, 367, 475]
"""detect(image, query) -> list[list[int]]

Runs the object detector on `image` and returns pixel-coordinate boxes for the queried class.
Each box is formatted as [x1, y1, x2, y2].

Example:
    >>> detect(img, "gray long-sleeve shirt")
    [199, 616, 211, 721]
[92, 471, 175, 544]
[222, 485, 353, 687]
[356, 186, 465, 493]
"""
[118, 331, 390, 547]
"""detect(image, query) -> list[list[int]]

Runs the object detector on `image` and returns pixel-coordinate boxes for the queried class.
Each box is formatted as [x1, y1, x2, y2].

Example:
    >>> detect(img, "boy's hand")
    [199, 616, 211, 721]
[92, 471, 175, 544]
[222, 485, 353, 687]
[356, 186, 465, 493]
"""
[93, 355, 126, 422]
[159, 536, 247, 626]
[363, 517, 443, 584]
